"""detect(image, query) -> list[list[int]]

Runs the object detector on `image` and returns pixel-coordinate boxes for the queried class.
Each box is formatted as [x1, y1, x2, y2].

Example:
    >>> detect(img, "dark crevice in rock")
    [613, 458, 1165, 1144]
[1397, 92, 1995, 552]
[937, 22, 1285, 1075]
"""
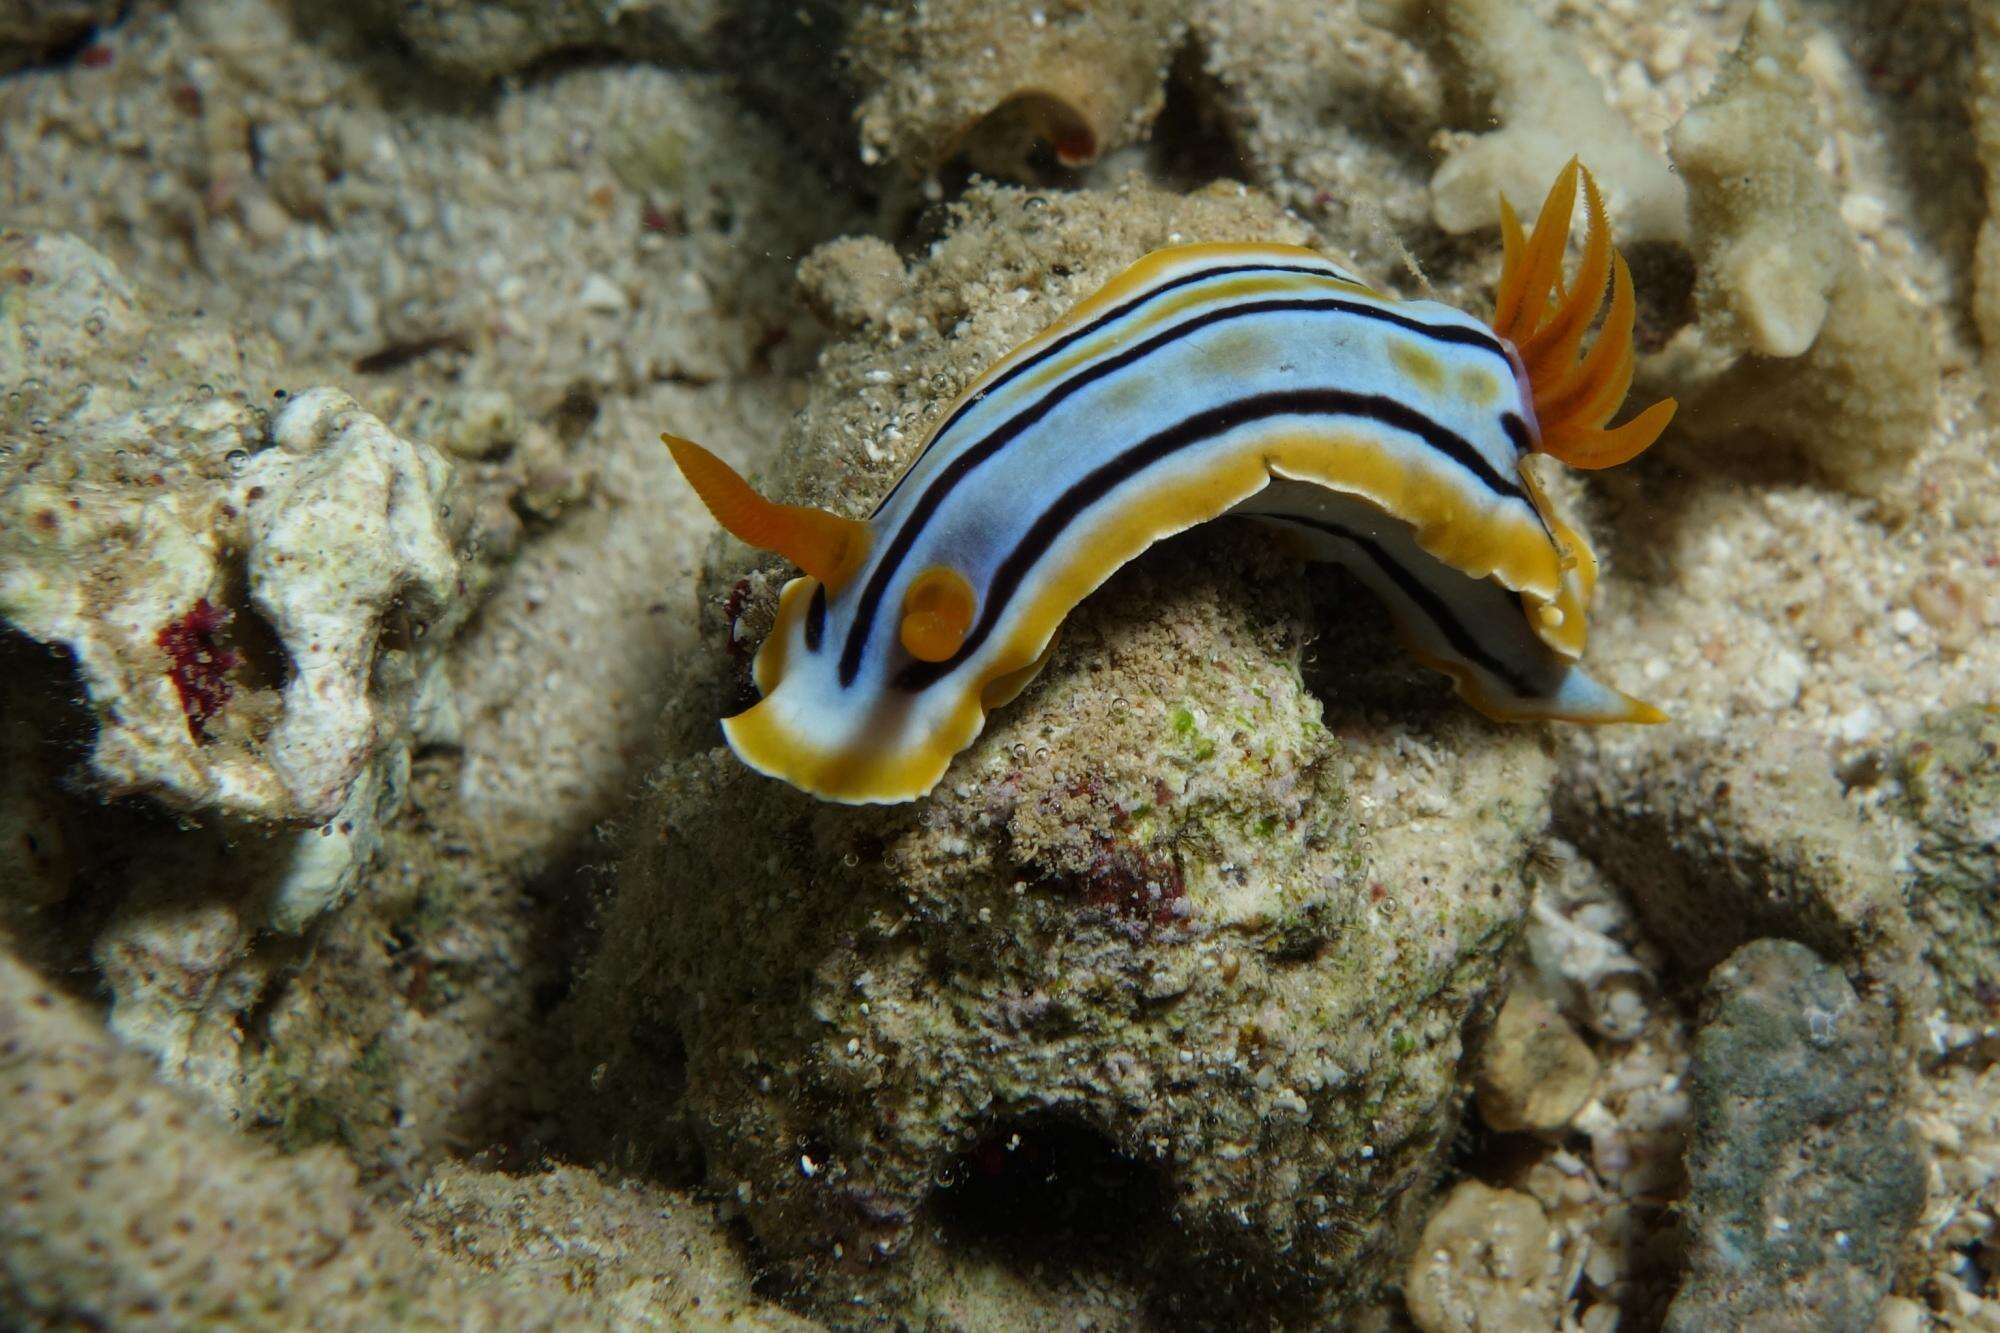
[931, 1114, 1168, 1262]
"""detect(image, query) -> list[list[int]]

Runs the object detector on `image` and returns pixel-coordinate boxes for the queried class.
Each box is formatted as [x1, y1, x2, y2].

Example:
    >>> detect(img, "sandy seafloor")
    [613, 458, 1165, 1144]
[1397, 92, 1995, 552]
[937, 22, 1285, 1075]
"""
[3, 0, 1999, 1328]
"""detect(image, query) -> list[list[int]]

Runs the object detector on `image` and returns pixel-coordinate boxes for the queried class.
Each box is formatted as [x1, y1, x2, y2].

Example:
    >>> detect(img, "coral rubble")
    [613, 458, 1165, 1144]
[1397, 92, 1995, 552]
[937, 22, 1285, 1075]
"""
[1370, 0, 1687, 245]
[1405, 1179, 1566, 1333]
[1648, 0, 1938, 497]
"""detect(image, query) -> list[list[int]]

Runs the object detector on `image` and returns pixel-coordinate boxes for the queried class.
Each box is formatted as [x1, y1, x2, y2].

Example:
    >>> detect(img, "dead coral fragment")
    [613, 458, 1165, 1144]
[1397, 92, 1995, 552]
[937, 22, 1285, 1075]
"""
[1370, 0, 1686, 244]
[846, 0, 1189, 178]
[1648, 0, 1937, 496]
[1406, 1180, 1566, 1332]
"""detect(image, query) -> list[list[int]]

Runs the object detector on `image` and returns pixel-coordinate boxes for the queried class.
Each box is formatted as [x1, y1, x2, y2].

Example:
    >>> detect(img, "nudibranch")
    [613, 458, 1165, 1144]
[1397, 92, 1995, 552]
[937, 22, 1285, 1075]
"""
[665, 161, 1675, 804]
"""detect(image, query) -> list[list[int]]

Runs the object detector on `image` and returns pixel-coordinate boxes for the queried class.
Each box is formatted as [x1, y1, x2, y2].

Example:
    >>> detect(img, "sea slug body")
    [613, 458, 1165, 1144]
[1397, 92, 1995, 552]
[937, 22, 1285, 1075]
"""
[666, 161, 1675, 803]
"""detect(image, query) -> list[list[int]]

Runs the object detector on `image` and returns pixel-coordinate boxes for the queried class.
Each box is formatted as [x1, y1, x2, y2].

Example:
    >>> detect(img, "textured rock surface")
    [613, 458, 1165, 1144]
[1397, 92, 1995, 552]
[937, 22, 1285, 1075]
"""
[0, 945, 569, 1329]
[0, 232, 468, 1094]
[846, 0, 1191, 178]
[335, 0, 729, 78]
[1475, 990, 1599, 1136]
[1974, 1, 2000, 385]
[1665, 939, 1926, 1333]
[4, 0, 2000, 1327]
[0, 0, 116, 71]
[3, 0, 859, 872]
[569, 181, 1560, 1323]
[1894, 705, 2000, 1027]
[0, 947, 818, 1330]
[1405, 1180, 1565, 1333]
[402, 1163, 824, 1330]
[583, 538, 1553, 1322]
[1562, 729, 1920, 997]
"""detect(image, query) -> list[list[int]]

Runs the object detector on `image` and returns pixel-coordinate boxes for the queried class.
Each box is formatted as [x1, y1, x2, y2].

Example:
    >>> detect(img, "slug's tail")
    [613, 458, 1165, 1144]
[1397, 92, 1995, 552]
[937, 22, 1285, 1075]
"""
[1493, 160, 1677, 470]
[661, 433, 871, 592]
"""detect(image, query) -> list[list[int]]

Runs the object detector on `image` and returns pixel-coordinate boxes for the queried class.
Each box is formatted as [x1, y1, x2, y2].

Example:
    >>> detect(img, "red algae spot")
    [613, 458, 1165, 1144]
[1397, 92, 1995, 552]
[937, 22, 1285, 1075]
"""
[79, 44, 114, 69]
[157, 598, 241, 741]
[1044, 835, 1187, 927]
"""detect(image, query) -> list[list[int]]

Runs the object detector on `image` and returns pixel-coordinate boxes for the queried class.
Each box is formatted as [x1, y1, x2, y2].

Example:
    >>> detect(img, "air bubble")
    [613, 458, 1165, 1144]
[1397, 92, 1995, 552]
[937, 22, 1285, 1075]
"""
[225, 448, 249, 473]
[196, 383, 215, 399]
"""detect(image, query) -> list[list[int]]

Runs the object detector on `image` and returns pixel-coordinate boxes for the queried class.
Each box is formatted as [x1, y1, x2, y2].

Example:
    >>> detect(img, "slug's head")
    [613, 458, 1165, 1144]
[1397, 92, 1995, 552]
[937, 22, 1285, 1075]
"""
[663, 433, 1011, 803]
[1492, 160, 1676, 470]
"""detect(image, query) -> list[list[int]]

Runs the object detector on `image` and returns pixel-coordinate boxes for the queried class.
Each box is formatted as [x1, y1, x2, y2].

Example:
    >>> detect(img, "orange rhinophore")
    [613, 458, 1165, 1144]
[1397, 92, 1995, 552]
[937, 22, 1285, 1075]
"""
[661, 432, 871, 592]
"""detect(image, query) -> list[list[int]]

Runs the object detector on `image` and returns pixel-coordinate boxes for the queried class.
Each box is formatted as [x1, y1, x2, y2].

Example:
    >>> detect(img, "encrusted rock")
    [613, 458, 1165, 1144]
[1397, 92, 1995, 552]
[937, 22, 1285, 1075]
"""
[0, 234, 475, 1090]
[1476, 990, 1599, 1136]
[1191, 0, 1442, 283]
[1666, 939, 1925, 1333]
[1894, 704, 2000, 1027]
[1561, 729, 1926, 1018]
[1405, 1180, 1565, 1333]
[0, 947, 814, 1329]
[0, 947, 546, 1327]
[402, 1163, 824, 1330]
[1970, 2, 2000, 387]
[846, 0, 1191, 178]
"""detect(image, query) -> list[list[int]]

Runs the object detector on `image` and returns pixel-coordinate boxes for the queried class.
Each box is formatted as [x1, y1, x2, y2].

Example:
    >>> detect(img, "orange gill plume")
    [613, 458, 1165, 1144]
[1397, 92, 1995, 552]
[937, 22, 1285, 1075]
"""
[1492, 160, 1677, 470]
